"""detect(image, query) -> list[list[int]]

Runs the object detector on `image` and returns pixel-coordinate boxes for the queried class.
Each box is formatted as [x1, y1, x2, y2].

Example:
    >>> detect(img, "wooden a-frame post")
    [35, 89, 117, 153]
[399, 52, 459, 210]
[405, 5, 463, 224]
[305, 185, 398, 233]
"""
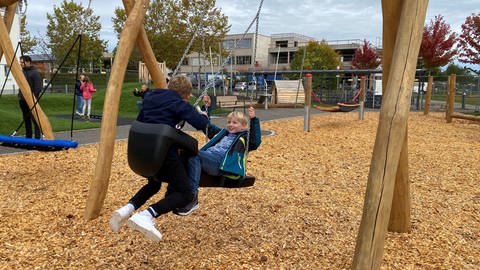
[84, 0, 152, 220]
[0, 1, 54, 139]
[352, 0, 428, 269]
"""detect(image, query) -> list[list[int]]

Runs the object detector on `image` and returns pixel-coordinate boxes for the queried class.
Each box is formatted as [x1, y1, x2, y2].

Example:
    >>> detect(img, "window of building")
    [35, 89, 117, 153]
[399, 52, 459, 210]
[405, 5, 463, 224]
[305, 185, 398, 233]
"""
[236, 38, 252, 49]
[278, 52, 289, 64]
[342, 54, 354, 62]
[236, 56, 252, 65]
[275, 40, 289, 47]
[182, 58, 189, 66]
[222, 39, 235, 50]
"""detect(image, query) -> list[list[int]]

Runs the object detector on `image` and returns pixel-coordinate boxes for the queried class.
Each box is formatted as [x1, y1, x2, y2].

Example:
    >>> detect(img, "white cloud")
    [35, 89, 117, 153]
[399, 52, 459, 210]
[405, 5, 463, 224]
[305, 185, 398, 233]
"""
[21, 0, 480, 53]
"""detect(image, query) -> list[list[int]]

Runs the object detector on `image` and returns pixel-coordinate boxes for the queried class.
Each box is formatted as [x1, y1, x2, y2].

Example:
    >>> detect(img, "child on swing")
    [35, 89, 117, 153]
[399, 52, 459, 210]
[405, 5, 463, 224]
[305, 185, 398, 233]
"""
[174, 95, 262, 215]
[109, 75, 208, 242]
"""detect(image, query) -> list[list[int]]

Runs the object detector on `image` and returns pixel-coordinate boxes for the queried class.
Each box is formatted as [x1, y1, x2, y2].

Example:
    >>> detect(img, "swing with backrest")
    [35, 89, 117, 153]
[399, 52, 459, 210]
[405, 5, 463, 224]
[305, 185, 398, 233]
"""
[126, 0, 265, 188]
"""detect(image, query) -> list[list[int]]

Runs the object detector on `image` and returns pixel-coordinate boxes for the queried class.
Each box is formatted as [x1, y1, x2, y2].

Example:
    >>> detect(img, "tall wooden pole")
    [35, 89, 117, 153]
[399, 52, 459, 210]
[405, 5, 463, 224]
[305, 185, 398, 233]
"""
[304, 74, 312, 132]
[122, 0, 167, 88]
[358, 76, 366, 120]
[446, 74, 456, 123]
[84, 0, 149, 220]
[352, 0, 428, 269]
[383, 0, 412, 234]
[0, 13, 54, 139]
[423, 75, 433, 115]
[0, 0, 17, 7]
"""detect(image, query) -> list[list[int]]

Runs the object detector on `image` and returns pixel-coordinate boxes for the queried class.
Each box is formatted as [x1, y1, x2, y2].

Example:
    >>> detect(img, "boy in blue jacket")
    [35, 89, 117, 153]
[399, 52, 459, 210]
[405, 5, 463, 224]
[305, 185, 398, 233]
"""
[109, 75, 208, 242]
[175, 97, 262, 216]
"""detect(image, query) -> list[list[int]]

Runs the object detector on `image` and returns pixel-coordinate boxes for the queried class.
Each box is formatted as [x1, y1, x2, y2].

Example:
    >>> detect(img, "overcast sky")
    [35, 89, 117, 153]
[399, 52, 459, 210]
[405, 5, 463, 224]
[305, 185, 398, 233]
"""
[23, 0, 479, 61]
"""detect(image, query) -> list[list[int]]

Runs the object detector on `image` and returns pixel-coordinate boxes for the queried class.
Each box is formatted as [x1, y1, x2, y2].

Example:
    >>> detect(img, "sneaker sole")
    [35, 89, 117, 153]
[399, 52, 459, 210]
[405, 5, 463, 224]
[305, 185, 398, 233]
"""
[109, 211, 128, 232]
[127, 219, 163, 242]
[175, 203, 199, 216]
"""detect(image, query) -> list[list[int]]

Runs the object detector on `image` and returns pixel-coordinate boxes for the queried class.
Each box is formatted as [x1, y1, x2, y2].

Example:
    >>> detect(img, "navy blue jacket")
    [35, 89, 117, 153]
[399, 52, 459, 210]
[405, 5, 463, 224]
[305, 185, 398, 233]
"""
[137, 89, 209, 158]
[137, 89, 208, 130]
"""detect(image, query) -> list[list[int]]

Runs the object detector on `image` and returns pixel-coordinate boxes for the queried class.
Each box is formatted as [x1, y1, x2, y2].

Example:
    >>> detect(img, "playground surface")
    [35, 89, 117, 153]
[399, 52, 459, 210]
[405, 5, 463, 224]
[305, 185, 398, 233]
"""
[0, 111, 478, 269]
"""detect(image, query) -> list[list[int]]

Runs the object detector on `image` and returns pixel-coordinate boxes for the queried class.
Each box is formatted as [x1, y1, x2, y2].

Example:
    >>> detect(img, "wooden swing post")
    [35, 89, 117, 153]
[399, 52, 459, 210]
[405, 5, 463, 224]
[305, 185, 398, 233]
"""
[84, 0, 149, 220]
[122, 0, 167, 88]
[423, 75, 433, 115]
[352, 0, 428, 269]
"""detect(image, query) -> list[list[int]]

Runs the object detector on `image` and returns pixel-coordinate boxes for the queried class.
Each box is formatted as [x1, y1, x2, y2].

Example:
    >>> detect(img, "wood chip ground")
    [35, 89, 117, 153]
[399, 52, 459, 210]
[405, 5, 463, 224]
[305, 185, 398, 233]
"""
[0, 112, 478, 269]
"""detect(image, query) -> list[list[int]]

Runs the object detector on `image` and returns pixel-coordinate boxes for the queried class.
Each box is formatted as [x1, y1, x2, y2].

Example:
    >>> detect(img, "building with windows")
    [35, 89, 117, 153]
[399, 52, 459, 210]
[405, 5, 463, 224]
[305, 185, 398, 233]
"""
[177, 32, 375, 78]
[0, 5, 21, 95]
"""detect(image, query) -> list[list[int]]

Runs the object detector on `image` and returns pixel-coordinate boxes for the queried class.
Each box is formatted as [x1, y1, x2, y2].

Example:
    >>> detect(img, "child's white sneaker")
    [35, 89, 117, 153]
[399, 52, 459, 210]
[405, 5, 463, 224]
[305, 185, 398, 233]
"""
[109, 203, 135, 232]
[127, 210, 163, 242]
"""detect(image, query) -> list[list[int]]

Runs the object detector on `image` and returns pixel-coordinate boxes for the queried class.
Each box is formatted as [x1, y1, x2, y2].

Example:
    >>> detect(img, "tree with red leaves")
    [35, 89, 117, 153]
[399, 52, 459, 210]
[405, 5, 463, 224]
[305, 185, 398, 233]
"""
[419, 15, 457, 70]
[352, 39, 381, 69]
[458, 13, 480, 65]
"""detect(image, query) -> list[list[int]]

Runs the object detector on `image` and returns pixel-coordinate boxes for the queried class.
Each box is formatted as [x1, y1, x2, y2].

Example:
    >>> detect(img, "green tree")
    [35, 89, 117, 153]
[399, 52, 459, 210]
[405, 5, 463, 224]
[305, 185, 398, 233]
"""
[290, 41, 341, 91]
[20, 16, 37, 54]
[111, 0, 229, 69]
[290, 41, 341, 71]
[46, 0, 107, 70]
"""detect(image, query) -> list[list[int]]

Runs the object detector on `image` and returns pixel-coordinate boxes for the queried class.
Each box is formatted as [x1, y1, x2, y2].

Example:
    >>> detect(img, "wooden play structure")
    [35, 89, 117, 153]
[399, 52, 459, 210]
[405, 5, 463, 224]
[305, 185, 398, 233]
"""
[138, 60, 167, 83]
[271, 80, 305, 105]
[0, 0, 54, 140]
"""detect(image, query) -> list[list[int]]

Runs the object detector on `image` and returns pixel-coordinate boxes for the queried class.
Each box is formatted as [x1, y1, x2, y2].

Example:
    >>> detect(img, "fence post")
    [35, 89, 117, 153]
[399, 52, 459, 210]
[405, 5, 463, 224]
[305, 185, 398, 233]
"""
[423, 75, 432, 115]
[446, 74, 456, 123]
[304, 73, 312, 132]
[358, 76, 366, 120]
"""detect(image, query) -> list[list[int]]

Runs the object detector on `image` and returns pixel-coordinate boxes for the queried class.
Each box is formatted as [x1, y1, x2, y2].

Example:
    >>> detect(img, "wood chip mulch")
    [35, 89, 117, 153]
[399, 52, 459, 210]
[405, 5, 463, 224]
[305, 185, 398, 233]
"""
[0, 112, 478, 269]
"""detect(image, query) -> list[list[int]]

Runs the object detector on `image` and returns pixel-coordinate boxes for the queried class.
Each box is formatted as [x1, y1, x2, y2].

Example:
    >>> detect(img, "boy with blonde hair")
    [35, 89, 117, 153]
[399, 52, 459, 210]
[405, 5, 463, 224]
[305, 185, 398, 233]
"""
[175, 102, 262, 215]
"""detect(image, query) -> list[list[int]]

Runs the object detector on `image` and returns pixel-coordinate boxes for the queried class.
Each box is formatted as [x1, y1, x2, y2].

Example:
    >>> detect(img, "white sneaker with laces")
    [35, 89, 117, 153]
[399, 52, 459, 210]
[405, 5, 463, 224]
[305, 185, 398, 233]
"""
[127, 210, 163, 242]
[109, 204, 135, 232]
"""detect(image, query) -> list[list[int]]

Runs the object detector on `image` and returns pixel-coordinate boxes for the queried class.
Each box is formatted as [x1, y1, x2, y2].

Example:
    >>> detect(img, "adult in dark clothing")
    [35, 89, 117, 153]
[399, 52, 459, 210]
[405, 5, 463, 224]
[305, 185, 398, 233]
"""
[109, 75, 208, 242]
[74, 74, 85, 116]
[18, 55, 43, 139]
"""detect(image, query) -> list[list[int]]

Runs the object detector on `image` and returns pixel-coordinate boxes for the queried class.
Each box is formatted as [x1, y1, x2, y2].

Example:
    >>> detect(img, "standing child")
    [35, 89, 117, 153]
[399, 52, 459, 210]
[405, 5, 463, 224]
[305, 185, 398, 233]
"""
[109, 75, 209, 242]
[81, 75, 96, 119]
[74, 74, 85, 116]
[175, 101, 262, 216]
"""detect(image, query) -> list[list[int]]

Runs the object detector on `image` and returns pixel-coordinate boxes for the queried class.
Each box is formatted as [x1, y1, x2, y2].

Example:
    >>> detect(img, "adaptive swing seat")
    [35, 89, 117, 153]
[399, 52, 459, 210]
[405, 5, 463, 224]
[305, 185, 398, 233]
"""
[127, 121, 255, 188]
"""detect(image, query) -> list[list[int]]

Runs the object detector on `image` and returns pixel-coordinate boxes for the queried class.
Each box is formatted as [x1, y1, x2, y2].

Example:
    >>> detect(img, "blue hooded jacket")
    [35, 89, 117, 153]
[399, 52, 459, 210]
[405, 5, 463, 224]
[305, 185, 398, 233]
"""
[201, 117, 261, 178]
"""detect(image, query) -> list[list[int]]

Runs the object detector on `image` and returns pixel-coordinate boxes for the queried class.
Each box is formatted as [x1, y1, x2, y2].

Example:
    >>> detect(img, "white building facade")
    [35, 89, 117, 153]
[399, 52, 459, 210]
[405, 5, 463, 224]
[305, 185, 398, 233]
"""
[0, 5, 21, 95]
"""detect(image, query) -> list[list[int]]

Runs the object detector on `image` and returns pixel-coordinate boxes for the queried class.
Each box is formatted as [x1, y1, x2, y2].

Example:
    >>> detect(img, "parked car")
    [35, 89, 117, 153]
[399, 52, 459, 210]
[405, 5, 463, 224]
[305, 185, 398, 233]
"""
[43, 79, 52, 90]
[234, 81, 247, 91]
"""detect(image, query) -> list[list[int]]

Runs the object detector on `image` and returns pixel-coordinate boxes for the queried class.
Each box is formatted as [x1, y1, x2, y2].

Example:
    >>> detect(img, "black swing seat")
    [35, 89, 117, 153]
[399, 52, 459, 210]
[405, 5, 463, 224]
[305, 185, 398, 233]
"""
[127, 121, 256, 188]
[200, 173, 256, 188]
[127, 121, 198, 177]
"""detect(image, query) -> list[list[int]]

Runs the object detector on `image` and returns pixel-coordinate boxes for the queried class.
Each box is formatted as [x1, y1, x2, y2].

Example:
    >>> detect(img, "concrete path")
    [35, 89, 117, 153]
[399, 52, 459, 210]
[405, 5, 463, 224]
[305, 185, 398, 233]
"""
[0, 107, 327, 155]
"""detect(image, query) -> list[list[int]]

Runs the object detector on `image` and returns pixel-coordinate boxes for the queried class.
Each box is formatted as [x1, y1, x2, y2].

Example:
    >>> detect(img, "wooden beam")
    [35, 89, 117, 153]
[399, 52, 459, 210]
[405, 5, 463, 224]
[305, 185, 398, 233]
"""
[123, 0, 167, 88]
[0, 16, 54, 139]
[0, 0, 17, 7]
[84, 0, 149, 220]
[423, 75, 433, 115]
[451, 112, 480, 122]
[446, 74, 456, 123]
[382, 0, 412, 234]
[352, 0, 428, 269]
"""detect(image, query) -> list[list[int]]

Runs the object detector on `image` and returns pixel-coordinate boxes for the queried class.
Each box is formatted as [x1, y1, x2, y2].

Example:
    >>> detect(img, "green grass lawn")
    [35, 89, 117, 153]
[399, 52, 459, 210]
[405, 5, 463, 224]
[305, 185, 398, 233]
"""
[0, 82, 143, 136]
[0, 82, 230, 136]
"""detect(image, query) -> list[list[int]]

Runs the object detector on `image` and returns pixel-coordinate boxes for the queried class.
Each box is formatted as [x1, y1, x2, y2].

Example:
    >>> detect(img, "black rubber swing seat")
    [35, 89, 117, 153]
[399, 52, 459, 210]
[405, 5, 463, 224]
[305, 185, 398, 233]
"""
[127, 121, 255, 188]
